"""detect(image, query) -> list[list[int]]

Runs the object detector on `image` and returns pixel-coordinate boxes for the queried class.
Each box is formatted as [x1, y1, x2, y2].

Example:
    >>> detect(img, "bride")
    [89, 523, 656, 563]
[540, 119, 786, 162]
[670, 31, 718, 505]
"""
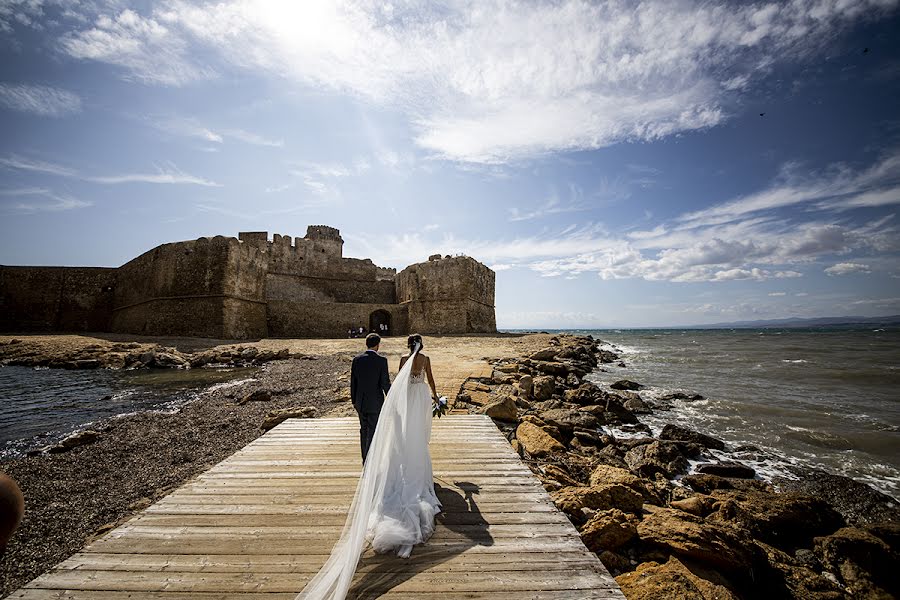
[296, 334, 442, 599]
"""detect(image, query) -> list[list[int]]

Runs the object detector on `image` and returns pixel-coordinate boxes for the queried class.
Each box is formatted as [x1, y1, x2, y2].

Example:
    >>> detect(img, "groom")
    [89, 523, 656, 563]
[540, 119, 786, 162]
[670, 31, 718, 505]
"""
[351, 332, 391, 462]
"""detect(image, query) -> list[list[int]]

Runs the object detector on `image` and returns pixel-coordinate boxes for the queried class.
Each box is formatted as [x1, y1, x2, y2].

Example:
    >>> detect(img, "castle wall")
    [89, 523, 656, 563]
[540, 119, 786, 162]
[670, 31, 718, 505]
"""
[267, 300, 408, 338]
[0, 266, 116, 332]
[1, 226, 496, 339]
[265, 273, 396, 305]
[222, 239, 269, 339]
[111, 236, 267, 339]
[396, 256, 496, 334]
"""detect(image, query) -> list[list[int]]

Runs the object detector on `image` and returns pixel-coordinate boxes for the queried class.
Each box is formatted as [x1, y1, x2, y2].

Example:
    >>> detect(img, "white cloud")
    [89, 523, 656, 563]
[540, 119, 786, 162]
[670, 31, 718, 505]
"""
[148, 117, 283, 147]
[769, 292, 787, 296]
[60, 8, 214, 86]
[509, 186, 588, 221]
[825, 262, 872, 276]
[345, 149, 900, 282]
[0, 187, 92, 212]
[43, 0, 900, 163]
[0, 82, 81, 116]
[218, 128, 283, 148]
[0, 155, 77, 176]
[1, 154, 220, 186]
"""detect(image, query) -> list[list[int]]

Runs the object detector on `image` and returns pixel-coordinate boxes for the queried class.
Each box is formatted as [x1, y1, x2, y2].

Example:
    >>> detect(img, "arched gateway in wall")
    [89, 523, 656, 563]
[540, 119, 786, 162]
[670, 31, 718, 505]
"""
[369, 309, 391, 336]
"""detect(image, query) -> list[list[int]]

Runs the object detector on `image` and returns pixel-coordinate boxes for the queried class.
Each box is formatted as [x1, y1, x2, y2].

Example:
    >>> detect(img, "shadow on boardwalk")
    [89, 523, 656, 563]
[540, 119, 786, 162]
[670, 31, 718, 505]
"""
[349, 481, 494, 598]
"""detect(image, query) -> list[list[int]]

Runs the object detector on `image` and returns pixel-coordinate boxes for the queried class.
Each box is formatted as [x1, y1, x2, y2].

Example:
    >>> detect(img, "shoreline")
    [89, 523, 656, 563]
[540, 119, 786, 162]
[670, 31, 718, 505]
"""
[453, 334, 899, 598]
[2, 332, 898, 598]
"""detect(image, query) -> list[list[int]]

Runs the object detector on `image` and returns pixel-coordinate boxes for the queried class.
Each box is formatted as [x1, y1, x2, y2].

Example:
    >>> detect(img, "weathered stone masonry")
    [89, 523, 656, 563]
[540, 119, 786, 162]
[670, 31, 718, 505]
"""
[0, 226, 496, 339]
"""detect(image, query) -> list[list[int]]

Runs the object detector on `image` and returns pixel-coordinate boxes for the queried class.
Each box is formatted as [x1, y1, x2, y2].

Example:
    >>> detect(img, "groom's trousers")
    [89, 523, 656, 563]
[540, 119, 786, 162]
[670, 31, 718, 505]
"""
[358, 409, 381, 462]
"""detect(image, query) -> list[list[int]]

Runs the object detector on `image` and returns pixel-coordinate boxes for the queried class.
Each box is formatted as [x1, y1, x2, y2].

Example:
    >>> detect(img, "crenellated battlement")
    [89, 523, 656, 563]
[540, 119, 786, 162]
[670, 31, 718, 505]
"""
[305, 225, 342, 242]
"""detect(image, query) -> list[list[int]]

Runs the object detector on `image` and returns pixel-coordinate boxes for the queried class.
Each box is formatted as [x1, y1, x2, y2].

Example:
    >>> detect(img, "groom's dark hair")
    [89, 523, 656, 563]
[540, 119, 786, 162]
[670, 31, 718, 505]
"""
[365, 333, 381, 349]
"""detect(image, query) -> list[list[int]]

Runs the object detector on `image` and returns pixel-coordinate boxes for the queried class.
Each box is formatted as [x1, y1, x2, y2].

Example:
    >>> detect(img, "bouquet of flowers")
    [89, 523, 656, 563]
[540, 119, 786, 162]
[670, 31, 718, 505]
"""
[432, 396, 449, 418]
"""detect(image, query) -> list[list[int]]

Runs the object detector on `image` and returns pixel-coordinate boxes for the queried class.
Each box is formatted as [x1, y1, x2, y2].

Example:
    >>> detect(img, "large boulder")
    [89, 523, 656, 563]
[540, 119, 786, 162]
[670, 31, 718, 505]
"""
[539, 408, 600, 435]
[814, 527, 900, 598]
[551, 484, 644, 518]
[579, 508, 637, 552]
[529, 348, 559, 361]
[774, 469, 900, 527]
[602, 397, 640, 425]
[515, 422, 564, 457]
[563, 382, 603, 405]
[516, 374, 533, 398]
[261, 406, 317, 430]
[709, 489, 845, 551]
[696, 462, 755, 479]
[636, 507, 757, 572]
[754, 540, 844, 600]
[589, 464, 655, 501]
[239, 389, 272, 405]
[47, 429, 101, 453]
[611, 379, 643, 391]
[682, 473, 770, 494]
[615, 557, 739, 600]
[659, 391, 705, 401]
[480, 395, 518, 422]
[540, 464, 582, 488]
[660, 424, 725, 450]
[625, 441, 690, 479]
[532, 376, 556, 401]
[623, 395, 652, 414]
[670, 495, 717, 517]
[531, 360, 569, 376]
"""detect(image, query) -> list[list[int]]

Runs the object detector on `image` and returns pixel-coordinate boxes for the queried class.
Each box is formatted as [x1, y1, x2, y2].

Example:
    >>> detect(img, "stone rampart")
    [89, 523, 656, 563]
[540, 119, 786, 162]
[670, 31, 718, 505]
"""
[0, 266, 116, 332]
[396, 255, 496, 334]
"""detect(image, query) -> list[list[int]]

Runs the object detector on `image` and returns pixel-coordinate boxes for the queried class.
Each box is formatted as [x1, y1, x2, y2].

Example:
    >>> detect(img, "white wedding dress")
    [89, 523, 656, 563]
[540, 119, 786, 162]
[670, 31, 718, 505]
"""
[295, 345, 441, 599]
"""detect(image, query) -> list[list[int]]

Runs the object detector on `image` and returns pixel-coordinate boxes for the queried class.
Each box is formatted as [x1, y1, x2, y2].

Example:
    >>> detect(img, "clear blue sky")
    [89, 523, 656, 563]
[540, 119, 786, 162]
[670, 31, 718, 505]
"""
[1, 1, 899, 328]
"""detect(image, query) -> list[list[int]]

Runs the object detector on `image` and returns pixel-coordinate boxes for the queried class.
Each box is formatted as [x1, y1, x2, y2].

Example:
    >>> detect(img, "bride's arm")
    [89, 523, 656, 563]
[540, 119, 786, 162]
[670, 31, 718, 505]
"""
[424, 356, 438, 399]
[399, 355, 407, 371]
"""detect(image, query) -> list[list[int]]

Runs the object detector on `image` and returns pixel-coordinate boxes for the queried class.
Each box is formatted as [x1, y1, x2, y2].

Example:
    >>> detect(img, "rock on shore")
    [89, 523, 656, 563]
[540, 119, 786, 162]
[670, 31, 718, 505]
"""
[455, 334, 899, 600]
[0, 337, 302, 371]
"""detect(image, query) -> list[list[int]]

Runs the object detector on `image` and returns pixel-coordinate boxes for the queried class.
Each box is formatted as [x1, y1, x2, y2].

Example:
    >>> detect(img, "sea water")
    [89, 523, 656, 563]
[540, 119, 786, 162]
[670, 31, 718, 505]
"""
[543, 328, 900, 499]
[0, 365, 258, 459]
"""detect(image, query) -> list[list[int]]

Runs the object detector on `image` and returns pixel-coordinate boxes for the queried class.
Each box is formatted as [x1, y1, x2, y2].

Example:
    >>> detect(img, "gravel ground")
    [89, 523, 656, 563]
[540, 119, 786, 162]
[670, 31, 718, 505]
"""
[0, 355, 353, 596]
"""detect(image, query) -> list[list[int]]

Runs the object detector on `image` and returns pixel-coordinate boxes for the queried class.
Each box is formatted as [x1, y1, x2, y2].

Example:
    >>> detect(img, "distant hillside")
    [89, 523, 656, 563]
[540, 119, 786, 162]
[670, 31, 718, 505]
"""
[695, 315, 900, 329]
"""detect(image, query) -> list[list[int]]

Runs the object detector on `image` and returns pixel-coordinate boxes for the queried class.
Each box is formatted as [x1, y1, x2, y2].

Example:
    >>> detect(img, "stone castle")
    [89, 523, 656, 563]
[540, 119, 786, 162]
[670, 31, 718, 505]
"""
[0, 226, 497, 339]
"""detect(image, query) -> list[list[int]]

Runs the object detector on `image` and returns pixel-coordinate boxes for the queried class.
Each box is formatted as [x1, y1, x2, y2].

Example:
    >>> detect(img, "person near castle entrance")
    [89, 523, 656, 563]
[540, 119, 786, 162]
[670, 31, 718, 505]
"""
[350, 333, 391, 462]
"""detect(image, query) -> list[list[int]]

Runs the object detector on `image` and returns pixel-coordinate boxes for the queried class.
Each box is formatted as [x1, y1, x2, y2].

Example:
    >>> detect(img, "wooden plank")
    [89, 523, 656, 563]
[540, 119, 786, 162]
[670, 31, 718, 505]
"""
[10, 415, 624, 599]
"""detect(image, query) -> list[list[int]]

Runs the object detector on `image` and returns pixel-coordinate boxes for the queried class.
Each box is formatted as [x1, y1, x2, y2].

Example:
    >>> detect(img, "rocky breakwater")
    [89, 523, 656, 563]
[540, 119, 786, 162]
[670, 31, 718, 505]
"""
[455, 335, 899, 600]
[0, 337, 304, 370]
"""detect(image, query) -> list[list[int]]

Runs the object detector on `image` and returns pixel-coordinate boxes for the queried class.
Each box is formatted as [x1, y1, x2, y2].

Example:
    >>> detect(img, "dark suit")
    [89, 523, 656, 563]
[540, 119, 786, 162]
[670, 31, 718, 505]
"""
[351, 349, 391, 461]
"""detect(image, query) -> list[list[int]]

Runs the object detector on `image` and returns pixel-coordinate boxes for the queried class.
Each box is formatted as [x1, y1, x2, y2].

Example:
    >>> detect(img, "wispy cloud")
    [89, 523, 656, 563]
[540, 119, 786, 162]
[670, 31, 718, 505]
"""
[220, 128, 283, 148]
[0, 154, 221, 186]
[0, 155, 77, 177]
[0, 82, 82, 116]
[34, 0, 898, 163]
[149, 116, 284, 147]
[0, 187, 92, 212]
[509, 186, 589, 222]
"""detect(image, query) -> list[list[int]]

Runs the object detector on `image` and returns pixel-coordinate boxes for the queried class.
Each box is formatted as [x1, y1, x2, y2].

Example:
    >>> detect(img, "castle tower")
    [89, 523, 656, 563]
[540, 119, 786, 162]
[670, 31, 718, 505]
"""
[305, 225, 343, 259]
[396, 254, 496, 334]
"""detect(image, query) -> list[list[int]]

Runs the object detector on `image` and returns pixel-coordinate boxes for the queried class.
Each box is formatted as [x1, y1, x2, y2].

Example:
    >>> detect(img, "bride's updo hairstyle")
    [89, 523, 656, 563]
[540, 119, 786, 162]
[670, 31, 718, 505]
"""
[407, 334, 423, 353]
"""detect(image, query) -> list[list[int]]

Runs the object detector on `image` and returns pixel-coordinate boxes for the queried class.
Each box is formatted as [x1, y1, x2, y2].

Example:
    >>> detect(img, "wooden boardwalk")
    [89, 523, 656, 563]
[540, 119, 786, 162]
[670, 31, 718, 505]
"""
[10, 415, 624, 599]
